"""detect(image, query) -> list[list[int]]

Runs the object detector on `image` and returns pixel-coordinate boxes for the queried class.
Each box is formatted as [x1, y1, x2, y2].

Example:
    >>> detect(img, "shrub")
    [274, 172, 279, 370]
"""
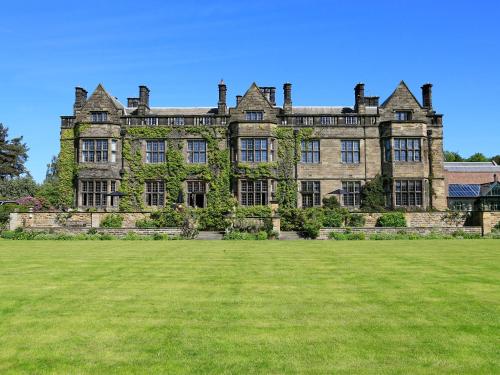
[329, 231, 365, 240]
[376, 212, 406, 227]
[135, 218, 158, 228]
[192, 208, 230, 231]
[0, 203, 18, 228]
[322, 209, 344, 227]
[347, 213, 366, 227]
[100, 213, 123, 228]
[493, 221, 500, 232]
[302, 220, 321, 239]
[223, 230, 268, 240]
[452, 230, 481, 239]
[87, 227, 98, 235]
[279, 208, 305, 231]
[361, 175, 386, 211]
[322, 195, 340, 209]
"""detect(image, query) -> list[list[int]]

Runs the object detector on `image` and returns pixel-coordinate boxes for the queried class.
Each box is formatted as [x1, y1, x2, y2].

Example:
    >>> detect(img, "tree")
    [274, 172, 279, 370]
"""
[0, 175, 38, 199]
[36, 156, 60, 208]
[361, 174, 386, 211]
[444, 151, 464, 162]
[0, 123, 29, 179]
[467, 153, 489, 162]
[491, 155, 500, 165]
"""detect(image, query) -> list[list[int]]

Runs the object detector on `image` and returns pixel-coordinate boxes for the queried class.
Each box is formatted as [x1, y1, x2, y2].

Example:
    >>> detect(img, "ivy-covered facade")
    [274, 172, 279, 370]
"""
[58, 80, 446, 211]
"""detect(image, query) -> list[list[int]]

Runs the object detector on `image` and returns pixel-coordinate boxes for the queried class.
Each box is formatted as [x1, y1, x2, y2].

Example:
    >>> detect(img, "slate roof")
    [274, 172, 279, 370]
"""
[444, 162, 500, 172]
[292, 106, 378, 115]
[125, 107, 216, 116]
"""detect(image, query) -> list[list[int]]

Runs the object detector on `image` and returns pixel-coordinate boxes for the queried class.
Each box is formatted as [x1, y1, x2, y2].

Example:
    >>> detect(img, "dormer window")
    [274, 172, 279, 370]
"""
[395, 111, 412, 121]
[91, 111, 108, 123]
[245, 111, 263, 121]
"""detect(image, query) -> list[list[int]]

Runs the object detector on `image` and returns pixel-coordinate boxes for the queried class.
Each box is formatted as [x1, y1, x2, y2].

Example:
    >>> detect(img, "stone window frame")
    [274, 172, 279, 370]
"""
[340, 140, 360, 164]
[240, 138, 268, 163]
[240, 179, 268, 206]
[342, 180, 361, 208]
[394, 138, 421, 162]
[81, 139, 109, 163]
[187, 140, 207, 164]
[146, 140, 166, 164]
[301, 181, 321, 207]
[90, 111, 108, 123]
[320, 116, 335, 125]
[186, 180, 207, 208]
[394, 110, 412, 121]
[244, 111, 264, 121]
[80, 179, 109, 208]
[194, 116, 213, 126]
[344, 116, 358, 125]
[294, 116, 314, 126]
[145, 180, 165, 207]
[301, 140, 320, 164]
[144, 117, 158, 126]
[394, 179, 423, 207]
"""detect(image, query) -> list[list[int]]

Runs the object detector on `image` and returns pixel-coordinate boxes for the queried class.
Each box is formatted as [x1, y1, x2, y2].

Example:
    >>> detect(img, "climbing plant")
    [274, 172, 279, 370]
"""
[119, 126, 234, 222]
[57, 123, 90, 208]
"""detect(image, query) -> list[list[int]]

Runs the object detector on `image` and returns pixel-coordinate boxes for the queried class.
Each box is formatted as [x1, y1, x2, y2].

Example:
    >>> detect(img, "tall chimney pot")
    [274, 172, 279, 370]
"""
[218, 80, 227, 115]
[421, 83, 433, 109]
[283, 83, 292, 113]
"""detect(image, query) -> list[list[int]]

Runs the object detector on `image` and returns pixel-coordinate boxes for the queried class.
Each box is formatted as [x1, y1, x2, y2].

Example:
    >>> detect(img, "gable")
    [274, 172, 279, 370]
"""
[381, 81, 422, 110]
[236, 83, 274, 111]
[76, 84, 125, 122]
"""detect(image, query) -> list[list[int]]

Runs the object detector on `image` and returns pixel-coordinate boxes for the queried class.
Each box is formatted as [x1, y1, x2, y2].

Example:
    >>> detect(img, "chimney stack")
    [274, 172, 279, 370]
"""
[421, 83, 433, 110]
[354, 83, 365, 112]
[138, 85, 150, 115]
[127, 98, 139, 107]
[236, 95, 242, 106]
[283, 83, 292, 113]
[218, 80, 227, 115]
[260, 87, 276, 105]
[74, 87, 88, 113]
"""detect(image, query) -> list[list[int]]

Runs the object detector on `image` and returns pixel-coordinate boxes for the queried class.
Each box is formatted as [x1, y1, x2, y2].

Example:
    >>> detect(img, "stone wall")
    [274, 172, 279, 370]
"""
[481, 211, 500, 235]
[355, 212, 467, 228]
[9, 212, 151, 231]
[318, 226, 482, 240]
[26, 227, 182, 238]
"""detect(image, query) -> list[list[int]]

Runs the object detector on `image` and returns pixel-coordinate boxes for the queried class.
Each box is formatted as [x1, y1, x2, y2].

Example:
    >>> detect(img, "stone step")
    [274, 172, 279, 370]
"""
[279, 231, 302, 240]
[196, 231, 224, 240]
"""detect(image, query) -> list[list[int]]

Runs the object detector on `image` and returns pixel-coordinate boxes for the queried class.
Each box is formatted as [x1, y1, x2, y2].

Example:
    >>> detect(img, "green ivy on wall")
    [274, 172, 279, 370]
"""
[273, 127, 313, 209]
[119, 126, 234, 218]
[57, 123, 91, 208]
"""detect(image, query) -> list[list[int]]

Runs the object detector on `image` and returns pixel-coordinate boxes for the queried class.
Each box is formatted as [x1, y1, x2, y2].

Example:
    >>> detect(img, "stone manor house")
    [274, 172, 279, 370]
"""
[60, 80, 446, 211]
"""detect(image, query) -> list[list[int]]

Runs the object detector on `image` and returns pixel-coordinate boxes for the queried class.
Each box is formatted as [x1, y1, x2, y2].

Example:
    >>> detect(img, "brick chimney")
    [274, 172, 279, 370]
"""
[283, 83, 292, 114]
[74, 87, 87, 113]
[236, 95, 242, 106]
[218, 80, 227, 115]
[421, 83, 433, 110]
[137, 85, 150, 115]
[354, 83, 365, 112]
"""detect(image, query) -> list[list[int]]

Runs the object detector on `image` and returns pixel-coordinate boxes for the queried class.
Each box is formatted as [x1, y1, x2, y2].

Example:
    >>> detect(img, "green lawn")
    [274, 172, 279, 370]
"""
[0, 240, 498, 374]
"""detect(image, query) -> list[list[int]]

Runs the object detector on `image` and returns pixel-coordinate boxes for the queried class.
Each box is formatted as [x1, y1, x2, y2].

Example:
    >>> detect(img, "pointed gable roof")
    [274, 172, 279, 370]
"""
[83, 83, 125, 111]
[236, 82, 274, 109]
[381, 80, 422, 109]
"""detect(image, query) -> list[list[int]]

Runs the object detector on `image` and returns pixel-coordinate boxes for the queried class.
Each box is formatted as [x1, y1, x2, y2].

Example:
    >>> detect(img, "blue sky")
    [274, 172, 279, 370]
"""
[1, 0, 499, 182]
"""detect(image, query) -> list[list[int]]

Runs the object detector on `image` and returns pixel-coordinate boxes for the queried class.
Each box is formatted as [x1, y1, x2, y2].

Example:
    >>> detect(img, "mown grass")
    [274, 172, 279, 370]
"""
[0, 240, 498, 374]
